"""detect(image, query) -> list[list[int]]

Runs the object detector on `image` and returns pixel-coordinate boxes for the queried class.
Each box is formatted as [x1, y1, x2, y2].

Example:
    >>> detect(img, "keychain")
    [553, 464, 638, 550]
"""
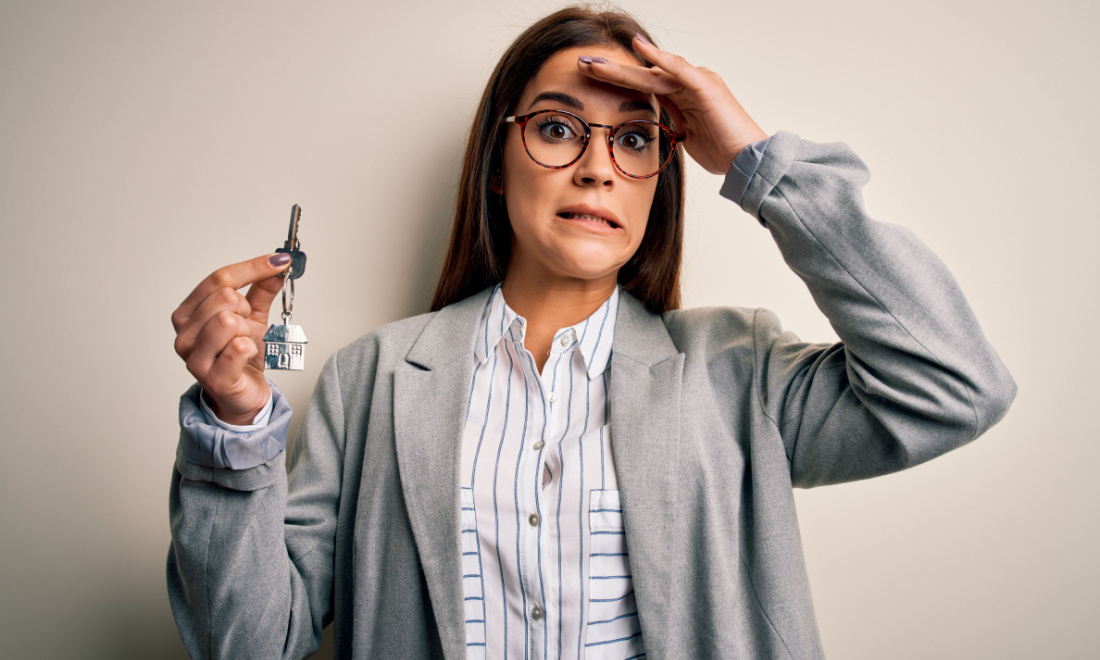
[263, 204, 309, 371]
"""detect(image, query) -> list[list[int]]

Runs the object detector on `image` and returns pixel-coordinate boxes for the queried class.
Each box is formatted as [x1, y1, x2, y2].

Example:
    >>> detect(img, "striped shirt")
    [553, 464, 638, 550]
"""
[460, 284, 645, 660]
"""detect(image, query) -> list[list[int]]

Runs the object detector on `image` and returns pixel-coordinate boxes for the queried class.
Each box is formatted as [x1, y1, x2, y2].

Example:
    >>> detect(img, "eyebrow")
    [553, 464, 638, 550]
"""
[528, 91, 657, 118]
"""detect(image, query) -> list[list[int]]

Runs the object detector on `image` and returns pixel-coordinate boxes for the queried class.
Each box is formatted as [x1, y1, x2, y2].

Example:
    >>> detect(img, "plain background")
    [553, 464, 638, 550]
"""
[1, 0, 1096, 658]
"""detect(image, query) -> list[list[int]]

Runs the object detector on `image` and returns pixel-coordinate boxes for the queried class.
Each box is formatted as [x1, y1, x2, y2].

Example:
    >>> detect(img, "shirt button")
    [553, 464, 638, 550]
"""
[560, 336, 569, 346]
[531, 605, 544, 620]
[528, 513, 540, 527]
[532, 440, 545, 451]
[548, 392, 558, 403]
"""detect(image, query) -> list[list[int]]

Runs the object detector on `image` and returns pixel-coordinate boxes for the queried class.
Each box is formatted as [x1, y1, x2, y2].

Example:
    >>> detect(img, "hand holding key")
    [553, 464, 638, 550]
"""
[172, 253, 291, 425]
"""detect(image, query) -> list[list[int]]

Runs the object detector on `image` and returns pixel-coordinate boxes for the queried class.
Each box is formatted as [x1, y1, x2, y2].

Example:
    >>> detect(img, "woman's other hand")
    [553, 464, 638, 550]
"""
[578, 34, 767, 175]
[171, 254, 291, 425]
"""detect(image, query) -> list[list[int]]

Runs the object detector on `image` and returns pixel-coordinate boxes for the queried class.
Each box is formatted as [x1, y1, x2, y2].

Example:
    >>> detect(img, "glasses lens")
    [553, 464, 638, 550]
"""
[522, 112, 586, 168]
[612, 121, 673, 178]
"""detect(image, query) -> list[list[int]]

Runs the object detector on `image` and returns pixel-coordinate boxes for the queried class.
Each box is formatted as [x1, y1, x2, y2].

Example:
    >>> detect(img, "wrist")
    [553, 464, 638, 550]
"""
[202, 389, 270, 427]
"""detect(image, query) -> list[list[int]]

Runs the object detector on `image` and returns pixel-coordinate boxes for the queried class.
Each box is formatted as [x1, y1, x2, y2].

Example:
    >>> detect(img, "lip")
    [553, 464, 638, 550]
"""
[555, 204, 622, 230]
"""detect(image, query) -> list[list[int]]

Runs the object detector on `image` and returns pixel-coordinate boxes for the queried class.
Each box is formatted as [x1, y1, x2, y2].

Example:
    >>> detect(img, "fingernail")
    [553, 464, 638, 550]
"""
[591, 56, 608, 64]
[269, 253, 291, 267]
[578, 55, 593, 64]
[635, 33, 650, 45]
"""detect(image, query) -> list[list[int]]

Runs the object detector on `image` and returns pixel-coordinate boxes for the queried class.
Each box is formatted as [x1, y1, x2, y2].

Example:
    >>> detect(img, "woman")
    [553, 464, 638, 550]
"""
[168, 7, 1015, 659]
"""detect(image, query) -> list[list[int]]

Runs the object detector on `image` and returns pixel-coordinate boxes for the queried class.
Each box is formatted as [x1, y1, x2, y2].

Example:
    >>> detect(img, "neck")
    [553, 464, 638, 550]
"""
[501, 270, 617, 372]
[501, 276, 616, 325]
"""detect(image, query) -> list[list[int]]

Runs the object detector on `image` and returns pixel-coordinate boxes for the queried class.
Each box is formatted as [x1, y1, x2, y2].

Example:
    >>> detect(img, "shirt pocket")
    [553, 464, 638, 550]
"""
[586, 489, 644, 658]
[460, 488, 486, 655]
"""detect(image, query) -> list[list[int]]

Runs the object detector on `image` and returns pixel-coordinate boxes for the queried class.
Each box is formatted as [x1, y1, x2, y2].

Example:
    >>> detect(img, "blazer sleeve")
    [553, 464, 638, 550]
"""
[736, 131, 1016, 488]
[167, 350, 352, 659]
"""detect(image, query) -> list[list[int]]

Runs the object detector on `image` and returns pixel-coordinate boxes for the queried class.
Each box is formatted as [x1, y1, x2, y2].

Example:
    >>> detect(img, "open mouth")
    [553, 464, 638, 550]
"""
[556, 211, 620, 229]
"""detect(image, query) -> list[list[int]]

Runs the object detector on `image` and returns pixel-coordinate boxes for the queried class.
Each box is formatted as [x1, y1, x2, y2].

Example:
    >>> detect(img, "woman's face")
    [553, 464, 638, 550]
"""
[498, 45, 660, 289]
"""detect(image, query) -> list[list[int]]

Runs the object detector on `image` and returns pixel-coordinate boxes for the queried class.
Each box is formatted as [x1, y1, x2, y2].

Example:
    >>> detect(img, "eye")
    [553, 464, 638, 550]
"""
[614, 125, 656, 153]
[533, 114, 581, 143]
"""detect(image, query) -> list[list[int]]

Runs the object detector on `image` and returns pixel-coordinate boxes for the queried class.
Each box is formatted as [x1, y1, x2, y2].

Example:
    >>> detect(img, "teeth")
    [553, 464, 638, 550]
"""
[562, 212, 613, 226]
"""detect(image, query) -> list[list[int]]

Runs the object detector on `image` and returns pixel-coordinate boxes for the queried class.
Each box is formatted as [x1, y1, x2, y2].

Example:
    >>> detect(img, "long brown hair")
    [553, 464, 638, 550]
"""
[431, 6, 685, 314]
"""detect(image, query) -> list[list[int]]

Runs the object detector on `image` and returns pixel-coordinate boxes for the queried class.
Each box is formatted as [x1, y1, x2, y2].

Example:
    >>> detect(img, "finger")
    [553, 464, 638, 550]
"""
[174, 286, 251, 360]
[655, 94, 687, 133]
[244, 273, 289, 324]
[629, 35, 710, 89]
[184, 309, 255, 386]
[172, 253, 291, 331]
[204, 335, 261, 401]
[578, 55, 684, 96]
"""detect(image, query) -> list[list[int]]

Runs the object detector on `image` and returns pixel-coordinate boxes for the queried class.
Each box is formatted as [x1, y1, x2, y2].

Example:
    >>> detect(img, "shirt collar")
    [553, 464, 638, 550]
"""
[473, 284, 620, 380]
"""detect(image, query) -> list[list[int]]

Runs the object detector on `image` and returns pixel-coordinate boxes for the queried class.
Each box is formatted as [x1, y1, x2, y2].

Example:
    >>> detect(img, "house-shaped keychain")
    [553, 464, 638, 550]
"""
[263, 322, 308, 371]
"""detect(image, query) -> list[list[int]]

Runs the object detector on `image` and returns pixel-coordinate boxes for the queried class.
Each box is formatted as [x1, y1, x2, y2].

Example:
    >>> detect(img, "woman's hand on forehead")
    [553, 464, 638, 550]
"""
[578, 35, 767, 175]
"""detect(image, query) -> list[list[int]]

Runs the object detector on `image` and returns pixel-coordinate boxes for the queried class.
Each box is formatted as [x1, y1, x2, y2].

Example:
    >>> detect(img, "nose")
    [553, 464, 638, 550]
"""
[573, 125, 617, 188]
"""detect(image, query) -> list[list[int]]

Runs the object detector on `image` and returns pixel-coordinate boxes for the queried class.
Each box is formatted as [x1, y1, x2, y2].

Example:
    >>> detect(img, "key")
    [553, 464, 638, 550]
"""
[264, 203, 309, 371]
[275, 204, 307, 279]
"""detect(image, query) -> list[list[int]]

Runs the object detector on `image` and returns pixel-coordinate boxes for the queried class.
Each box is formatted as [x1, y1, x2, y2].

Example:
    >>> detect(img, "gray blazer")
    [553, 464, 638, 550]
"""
[168, 132, 1016, 659]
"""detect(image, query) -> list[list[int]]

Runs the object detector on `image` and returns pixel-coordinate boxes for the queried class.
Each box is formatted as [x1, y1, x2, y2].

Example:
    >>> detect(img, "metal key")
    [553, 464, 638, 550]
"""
[275, 204, 307, 279]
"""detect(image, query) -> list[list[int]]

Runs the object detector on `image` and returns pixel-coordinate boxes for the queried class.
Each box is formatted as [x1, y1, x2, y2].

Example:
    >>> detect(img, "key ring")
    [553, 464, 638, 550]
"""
[281, 265, 295, 323]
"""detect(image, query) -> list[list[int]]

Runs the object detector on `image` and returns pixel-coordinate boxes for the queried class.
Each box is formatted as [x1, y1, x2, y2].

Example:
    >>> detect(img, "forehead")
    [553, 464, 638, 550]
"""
[517, 45, 655, 112]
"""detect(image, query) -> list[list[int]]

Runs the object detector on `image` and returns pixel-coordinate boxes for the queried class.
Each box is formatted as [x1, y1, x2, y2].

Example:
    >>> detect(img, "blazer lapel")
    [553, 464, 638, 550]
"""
[393, 289, 491, 658]
[608, 292, 685, 649]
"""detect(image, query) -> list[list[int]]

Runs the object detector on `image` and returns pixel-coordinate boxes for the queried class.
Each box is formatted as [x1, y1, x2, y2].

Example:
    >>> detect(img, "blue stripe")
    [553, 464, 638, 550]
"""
[466, 288, 497, 422]
[465, 596, 484, 601]
[522, 346, 550, 660]
[601, 370, 609, 489]
[466, 642, 486, 647]
[592, 295, 611, 352]
[463, 551, 478, 556]
[469, 350, 496, 488]
[591, 530, 625, 535]
[590, 590, 634, 603]
[590, 508, 622, 513]
[578, 368, 591, 659]
[463, 574, 481, 579]
[553, 350, 572, 660]
[585, 631, 643, 647]
[587, 289, 613, 377]
[465, 361, 482, 426]
[490, 346, 515, 652]
[590, 575, 632, 580]
[588, 611, 638, 625]
[478, 285, 494, 363]
[512, 339, 531, 659]
[461, 529, 478, 534]
[590, 552, 628, 557]
[465, 619, 485, 624]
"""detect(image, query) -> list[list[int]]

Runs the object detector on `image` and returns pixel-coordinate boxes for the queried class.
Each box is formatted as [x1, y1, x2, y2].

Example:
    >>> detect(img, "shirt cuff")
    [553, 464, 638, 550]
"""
[199, 386, 274, 429]
[719, 136, 771, 206]
[179, 381, 291, 470]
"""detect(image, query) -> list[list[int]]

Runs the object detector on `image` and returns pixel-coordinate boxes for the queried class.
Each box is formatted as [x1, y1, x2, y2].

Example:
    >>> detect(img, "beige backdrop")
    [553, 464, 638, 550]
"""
[1, 0, 1096, 658]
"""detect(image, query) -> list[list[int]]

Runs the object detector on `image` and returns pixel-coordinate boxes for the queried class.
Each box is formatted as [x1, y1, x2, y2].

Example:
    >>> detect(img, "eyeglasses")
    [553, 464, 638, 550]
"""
[502, 109, 683, 179]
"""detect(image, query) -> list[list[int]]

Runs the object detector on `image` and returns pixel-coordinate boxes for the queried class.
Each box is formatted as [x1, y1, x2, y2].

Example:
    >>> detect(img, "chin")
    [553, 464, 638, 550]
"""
[551, 254, 626, 283]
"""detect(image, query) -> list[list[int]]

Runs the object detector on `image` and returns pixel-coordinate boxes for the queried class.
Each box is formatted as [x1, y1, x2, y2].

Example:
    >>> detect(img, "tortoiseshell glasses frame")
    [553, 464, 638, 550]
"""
[502, 109, 684, 179]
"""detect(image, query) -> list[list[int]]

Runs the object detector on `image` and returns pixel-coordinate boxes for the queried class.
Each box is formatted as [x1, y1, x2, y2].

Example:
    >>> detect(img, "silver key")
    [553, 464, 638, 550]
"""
[264, 204, 309, 370]
[275, 204, 307, 279]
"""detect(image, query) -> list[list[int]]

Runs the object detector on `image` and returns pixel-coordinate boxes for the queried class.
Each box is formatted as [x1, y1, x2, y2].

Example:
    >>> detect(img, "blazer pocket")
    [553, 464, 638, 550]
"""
[586, 489, 644, 658]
